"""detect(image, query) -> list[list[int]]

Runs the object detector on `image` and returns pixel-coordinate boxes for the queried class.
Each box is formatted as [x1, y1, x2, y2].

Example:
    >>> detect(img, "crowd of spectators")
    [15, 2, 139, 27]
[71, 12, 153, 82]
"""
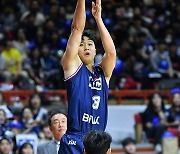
[0, 0, 180, 91]
[0, 91, 63, 153]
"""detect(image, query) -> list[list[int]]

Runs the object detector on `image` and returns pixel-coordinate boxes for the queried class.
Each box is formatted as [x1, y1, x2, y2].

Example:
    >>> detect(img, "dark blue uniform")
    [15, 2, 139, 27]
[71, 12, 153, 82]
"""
[59, 63, 109, 154]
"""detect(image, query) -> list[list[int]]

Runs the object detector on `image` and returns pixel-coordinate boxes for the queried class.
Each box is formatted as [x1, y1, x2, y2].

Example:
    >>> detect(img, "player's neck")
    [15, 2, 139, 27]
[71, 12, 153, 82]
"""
[86, 64, 94, 73]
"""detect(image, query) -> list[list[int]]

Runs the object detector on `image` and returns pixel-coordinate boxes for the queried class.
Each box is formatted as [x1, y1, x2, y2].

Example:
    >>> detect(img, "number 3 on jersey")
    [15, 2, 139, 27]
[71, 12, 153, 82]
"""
[92, 96, 100, 110]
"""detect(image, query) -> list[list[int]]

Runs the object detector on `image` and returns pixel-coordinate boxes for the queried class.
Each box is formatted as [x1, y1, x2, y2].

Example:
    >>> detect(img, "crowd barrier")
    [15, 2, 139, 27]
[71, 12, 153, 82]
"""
[2, 89, 172, 105]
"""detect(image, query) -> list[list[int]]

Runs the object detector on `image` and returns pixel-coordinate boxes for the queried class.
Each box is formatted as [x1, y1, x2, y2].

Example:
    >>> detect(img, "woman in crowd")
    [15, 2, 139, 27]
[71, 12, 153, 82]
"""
[28, 93, 47, 126]
[143, 92, 166, 153]
[18, 142, 34, 154]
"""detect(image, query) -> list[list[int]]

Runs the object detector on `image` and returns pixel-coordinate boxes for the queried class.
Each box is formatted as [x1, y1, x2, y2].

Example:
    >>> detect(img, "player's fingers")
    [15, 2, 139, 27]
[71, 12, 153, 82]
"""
[96, 0, 101, 6]
[92, 1, 95, 8]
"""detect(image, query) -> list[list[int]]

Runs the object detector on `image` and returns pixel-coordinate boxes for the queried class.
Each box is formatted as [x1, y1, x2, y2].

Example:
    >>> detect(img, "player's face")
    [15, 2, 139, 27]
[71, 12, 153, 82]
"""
[78, 36, 96, 65]
[50, 113, 67, 141]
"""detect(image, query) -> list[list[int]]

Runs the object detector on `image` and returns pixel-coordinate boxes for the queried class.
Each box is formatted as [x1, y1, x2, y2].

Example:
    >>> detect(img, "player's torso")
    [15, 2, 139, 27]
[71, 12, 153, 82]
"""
[65, 64, 108, 134]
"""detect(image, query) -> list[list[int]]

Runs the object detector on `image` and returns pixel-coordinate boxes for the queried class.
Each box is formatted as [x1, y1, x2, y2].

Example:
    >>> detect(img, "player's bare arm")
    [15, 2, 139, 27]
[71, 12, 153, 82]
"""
[92, 0, 116, 82]
[62, 0, 86, 78]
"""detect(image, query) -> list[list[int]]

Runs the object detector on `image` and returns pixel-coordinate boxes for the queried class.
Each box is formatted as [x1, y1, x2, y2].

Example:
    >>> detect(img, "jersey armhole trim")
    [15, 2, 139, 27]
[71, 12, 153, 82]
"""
[96, 64, 110, 88]
[64, 63, 83, 81]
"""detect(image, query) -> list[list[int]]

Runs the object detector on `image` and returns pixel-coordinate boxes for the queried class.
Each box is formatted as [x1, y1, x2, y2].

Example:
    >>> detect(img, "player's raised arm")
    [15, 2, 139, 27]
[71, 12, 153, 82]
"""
[92, 0, 116, 82]
[62, 0, 86, 77]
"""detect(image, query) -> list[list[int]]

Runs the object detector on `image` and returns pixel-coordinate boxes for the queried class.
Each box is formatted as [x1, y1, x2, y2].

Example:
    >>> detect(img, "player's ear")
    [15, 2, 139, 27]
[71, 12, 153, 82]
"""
[84, 149, 87, 154]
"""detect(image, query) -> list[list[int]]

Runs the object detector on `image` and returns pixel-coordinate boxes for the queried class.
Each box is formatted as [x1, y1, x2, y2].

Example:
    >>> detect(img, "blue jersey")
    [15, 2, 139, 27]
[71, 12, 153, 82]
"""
[59, 63, 109, 154]
[65, 63, 108, 133]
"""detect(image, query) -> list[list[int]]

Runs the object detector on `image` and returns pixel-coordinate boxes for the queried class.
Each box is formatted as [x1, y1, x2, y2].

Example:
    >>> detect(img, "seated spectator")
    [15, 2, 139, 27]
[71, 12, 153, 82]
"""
[165, 90, 180, 128]
[12, 28, 29, 61]
[23, 47, 44, 89]
[18, 142, 34, 154]
[83, 130, 112, 154]
[28, 93, 48, 126]
[40, 44, 60, 89]
[150, 40, 174, 78]
[122, 137, 136, 154]
[1, 38, 23, 82]
[143, 92, 166, 153]
[0, 137, 13, 154]
[0, 91, 14, 120]
[20, 107, 42, 138]
[1, 38, 33, 90]
[129, 16, 155, 43]
[168, 42, 180, 77]
[20, 0, 45, 27]
[0, 109, 10, 138]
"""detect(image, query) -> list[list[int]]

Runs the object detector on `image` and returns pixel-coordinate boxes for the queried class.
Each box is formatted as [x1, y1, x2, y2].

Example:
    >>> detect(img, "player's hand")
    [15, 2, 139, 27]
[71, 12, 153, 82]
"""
[92, 0, 101, 20]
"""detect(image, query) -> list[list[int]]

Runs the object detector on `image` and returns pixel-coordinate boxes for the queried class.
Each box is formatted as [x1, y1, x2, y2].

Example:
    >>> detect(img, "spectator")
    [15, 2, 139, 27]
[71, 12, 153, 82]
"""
[150, 40, 174, 78]
[129, 16, 155, 43]
[0, 91, 14, 120]
[38, 122, 53, 145]
[12, 28, 29, 61]
[1, 38, 33, 89]
[0, 137, 13, 154]
[143, 92, 166, 153]
[24, 47, 44, 88]
[18, 142, 34, 154]
[28, 93, 48, 126]
[122, 137, 136, 154]
[0, 109, 10, 138]
[83, 130, 112, 154]
[1, 38, 22, 82]
[20, 107, 42, 138]
[37, 110, 67, 154]
[20, 0, 45, 27]
[168, 42, 180, 77]
[40, 44, 60, 89]
[0, 2, 18, 33]
[165, 90, 180, 128]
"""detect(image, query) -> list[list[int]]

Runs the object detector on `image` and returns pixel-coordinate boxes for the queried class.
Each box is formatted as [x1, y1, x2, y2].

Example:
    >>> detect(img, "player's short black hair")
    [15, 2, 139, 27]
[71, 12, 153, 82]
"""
[83, 130, 112, 154]
[122, 137, 136, 147]
[48, 109, 67, 126]
[82, 30, 97, 44]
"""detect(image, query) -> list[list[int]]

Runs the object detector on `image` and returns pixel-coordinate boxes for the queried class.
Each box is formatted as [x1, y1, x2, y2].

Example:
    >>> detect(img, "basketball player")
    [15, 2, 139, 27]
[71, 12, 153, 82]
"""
[58, 0, 116, 153]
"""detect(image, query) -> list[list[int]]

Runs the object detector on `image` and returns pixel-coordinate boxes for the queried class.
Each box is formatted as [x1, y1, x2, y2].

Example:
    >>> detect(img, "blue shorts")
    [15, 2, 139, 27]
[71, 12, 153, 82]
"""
[58, 132, 84, 154]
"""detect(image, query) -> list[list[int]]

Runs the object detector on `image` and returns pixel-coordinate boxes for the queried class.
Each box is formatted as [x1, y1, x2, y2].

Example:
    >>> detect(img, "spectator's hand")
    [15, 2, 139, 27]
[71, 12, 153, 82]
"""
[92, 0, 101, 20]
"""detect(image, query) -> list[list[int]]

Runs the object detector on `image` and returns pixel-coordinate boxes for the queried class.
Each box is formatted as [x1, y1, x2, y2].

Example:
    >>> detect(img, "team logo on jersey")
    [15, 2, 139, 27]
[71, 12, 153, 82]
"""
[82, 113, 100, 125]
[89, 76, 102, 90]
[68, 139, 76, 145]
